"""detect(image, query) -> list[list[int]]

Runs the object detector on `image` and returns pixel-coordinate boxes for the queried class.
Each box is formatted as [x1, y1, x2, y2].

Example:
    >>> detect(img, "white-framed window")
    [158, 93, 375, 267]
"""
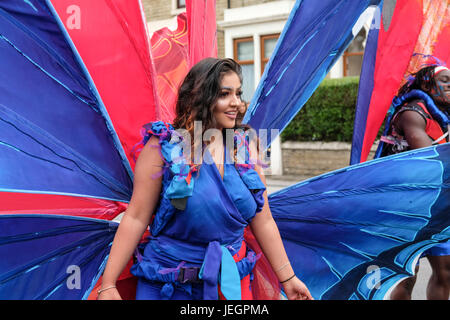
[233, 37, 255, 103]
[260, 33, 279, 74]
[342, 28, 366, 77]
[232, 33, 279, 102]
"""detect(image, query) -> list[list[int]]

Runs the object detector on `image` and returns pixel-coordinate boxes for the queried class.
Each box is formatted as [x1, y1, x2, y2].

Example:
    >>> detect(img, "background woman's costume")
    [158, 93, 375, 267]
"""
[130, 121, 266, 300]
[379, 90, 449, 156]
[378, 90, 450, 258]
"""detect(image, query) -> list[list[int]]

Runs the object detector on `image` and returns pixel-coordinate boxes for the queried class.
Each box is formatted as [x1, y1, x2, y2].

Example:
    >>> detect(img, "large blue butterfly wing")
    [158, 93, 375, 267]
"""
[270, 143, 450, 299]
[0, 0, 132, 300]
[0, 214, 118, 300]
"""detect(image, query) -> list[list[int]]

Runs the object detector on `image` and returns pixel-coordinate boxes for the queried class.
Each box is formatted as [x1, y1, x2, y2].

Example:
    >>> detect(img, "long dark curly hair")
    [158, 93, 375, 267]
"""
[173, 58, 242, 130]
[172, 58, 243, 164]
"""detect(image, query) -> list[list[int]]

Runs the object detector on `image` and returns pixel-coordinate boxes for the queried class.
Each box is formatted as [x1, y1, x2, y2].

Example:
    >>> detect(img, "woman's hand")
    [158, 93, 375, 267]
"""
[282, 276, 314, 300]
[96, 287, 122, 300]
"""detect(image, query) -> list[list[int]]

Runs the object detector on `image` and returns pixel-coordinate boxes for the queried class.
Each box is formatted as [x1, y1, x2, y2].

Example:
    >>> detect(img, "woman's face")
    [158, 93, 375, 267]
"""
[432, 69, 450, 108]
[213, 71, 243, 130]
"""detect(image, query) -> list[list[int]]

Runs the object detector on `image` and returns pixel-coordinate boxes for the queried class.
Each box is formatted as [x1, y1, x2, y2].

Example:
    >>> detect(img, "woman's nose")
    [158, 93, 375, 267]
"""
[230, 94, 240, 105]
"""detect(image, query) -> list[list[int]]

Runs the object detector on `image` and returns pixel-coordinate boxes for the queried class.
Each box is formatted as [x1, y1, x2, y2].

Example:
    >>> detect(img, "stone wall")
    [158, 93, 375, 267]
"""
[281, 141, 377, 176]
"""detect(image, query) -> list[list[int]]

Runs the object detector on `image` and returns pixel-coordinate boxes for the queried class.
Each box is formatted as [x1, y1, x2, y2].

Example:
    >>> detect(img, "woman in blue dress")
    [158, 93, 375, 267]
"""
[96, 58, 313, 300]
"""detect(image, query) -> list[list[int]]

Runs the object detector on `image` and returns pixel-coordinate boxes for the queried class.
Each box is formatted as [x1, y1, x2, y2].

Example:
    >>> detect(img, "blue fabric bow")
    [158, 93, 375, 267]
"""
[199, 241, 241, 300]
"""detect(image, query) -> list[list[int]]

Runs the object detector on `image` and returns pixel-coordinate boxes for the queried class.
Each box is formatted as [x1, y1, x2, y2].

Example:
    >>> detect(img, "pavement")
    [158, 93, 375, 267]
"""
[265, 174, 308, 194]
[265, 174, 436, 300]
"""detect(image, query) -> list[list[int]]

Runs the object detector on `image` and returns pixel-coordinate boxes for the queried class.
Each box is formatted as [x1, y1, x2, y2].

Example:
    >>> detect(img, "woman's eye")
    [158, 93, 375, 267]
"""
[219, 90, 242, 98]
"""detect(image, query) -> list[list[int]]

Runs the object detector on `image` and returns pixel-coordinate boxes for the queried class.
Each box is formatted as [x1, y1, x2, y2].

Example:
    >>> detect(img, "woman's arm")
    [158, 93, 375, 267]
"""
[396, 110, 432, 149]
[97, 136, 164, 299]
[249, 140, 313, 300]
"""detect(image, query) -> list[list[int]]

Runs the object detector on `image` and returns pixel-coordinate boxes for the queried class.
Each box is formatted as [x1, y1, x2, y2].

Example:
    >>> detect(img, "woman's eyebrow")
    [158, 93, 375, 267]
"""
[220, 86, 242, 90]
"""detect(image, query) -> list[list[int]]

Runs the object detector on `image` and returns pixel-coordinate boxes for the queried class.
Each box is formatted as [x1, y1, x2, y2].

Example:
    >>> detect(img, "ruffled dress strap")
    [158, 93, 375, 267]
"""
[131, 121, 172, 164]
[132, 121, 198, 235]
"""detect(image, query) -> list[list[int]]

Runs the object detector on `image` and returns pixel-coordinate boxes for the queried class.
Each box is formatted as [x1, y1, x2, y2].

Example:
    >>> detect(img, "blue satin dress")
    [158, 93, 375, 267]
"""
[130, 121, 266, 300]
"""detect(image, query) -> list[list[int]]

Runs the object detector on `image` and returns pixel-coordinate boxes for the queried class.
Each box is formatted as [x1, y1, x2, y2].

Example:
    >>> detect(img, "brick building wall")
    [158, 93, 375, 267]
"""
[141, 0, 170, 20]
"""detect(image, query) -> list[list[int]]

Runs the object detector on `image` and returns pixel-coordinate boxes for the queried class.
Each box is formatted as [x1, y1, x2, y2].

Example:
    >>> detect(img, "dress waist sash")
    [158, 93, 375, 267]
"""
[131, 235, 259, 300]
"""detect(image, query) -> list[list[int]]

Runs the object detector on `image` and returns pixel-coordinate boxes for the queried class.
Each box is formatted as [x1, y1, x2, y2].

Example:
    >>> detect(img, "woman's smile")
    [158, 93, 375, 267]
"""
[224, 110, 237, 119]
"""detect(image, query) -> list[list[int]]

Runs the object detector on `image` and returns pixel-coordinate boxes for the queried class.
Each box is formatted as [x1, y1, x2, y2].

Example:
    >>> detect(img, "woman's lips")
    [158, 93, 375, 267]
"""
[225, 111, 237, 119]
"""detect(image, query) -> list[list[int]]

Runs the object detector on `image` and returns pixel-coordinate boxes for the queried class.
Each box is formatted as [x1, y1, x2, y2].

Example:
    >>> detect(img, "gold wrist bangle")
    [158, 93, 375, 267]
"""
[275, 262, 290, 273]
[97, 285, 116, 295]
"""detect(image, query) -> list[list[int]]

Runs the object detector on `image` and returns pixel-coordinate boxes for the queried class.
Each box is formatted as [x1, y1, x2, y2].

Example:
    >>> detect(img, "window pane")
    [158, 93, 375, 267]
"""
[344, 28, 366, 76]
[263, 37, 278, 59]
[237, 41, 254, 61]
[345, 54, 364, 77]
[241, 64, 254, 102]
[178, 0, 186, 8]
[347, 28, 366, 53]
